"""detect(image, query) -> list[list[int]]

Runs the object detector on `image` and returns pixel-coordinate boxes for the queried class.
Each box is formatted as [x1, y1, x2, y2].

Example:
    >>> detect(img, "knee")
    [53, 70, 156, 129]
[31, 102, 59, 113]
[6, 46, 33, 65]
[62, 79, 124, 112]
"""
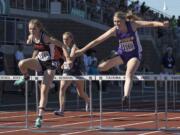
[18, 60, 25, 69]
[98, 64, 106, 72]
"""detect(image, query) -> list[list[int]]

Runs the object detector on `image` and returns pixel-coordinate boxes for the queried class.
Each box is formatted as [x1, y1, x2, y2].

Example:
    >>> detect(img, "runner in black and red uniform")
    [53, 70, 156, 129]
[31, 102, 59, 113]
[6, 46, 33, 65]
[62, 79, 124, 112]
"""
[14, 19, 71, 128]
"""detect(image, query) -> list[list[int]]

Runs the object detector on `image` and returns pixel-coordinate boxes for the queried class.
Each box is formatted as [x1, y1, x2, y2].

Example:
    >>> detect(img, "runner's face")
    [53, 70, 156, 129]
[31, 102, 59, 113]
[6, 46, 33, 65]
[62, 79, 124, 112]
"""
[113, 16, 121, 28]
[28, 23, 40, 35]
[63, 35, 72, 46]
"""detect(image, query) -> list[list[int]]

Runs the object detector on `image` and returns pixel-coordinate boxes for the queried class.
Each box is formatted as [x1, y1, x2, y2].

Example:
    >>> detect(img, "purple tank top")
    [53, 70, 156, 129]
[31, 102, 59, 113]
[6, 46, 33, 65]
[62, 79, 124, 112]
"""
[116, 21, 142, 54]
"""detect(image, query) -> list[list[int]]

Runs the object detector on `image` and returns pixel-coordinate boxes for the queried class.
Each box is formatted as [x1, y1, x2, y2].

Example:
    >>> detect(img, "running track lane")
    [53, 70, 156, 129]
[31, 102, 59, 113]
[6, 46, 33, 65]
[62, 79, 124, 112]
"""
[0, 111, 180, 135]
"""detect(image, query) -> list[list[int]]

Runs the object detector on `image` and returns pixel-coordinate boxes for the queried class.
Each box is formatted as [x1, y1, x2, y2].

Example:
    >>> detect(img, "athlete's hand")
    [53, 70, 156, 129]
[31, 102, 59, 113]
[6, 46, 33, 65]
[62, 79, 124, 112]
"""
[163, 21, 169, 27]
[27, 34, 33, 45]
[66, 60, 73, 69]
[74, 49, 84, 57]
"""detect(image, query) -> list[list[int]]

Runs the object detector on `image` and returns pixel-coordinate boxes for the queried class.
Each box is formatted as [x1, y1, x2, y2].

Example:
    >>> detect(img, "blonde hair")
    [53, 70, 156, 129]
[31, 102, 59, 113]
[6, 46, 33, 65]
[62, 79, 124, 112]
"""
[28, 19, 52, 37]
[28, 19, 45, 32]
[63, 32, 75, 45]
[114, 10, 141, 21]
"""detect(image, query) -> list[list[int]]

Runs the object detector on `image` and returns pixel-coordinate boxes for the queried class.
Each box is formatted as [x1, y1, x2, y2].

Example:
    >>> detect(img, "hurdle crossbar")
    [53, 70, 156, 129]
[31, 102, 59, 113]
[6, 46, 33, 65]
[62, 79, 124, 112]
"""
[0, 74, 180, 81]
[0, 75, 180, 131]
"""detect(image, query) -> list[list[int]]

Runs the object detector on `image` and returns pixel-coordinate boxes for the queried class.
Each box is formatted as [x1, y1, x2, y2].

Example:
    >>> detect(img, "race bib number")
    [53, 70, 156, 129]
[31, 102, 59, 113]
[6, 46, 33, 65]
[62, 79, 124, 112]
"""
[37, 51, 51, 61]
[63, 62, 71, 70]
[52, 61, 60, 68]
[119, 41, 135, 52]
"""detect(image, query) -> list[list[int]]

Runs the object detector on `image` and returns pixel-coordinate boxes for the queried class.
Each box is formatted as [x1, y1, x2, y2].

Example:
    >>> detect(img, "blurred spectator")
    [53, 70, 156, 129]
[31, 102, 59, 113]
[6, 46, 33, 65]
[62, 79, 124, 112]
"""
[82, 53, 88, 74]
[170, 15, 177, 28]
[88, 60, 99, 75]
[119, 0, 128, 10]
[170, 15, 177, 38]
[89, 50, 97, 63]
[133, 0, 140, 14]
[140, 2, 149, 16]
[14, 45, 25, 94]
[140, 62, 150, 74]
[157, 28, 164, 38]
[139, 60, 150, 86]
[0, 46, 6, 105]
[177, 16, 180, 27]
[88, 59, 100, 91]
[161, 47, 176, 74]
[87, 50, 98, 74]
[15, 45, 24, 74]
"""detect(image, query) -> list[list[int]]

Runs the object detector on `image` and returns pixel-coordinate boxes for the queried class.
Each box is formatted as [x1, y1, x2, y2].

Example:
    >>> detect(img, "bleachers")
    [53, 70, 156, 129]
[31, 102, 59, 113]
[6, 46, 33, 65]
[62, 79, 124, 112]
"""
[141, 40, 161, 73]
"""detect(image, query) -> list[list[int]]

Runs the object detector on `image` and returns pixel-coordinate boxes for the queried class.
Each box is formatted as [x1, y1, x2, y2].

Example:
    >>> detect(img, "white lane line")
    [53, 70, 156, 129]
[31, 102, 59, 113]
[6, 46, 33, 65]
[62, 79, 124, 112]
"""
[0, 111, 160, 120]
[60, 121, 155, 135]
[51, 112, 161, 128]
[135, 112, 164, 117]
[0, 112, 119, 126]
[0, 112, 119, 134]
[138, 131, 160, 135]
[60, 129, 99, 135]
[0, 112, 146, 134]
[58, 115, 180, 135]
[138, 117, 180, 135]
[0, 111, 20, 114]
[56, 113, 163, 135]
[1, 112, 177, 134]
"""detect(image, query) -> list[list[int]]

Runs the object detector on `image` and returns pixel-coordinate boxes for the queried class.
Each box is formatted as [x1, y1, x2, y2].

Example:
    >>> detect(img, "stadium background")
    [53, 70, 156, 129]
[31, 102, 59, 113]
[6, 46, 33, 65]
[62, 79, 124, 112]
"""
[0, 0, 180, 134]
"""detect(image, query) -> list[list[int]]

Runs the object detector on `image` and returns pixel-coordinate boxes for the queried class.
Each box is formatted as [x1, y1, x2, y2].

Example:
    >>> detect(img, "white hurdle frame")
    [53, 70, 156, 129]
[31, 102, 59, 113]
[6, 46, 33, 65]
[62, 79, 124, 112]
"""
[0, 75, 180, 131]
[35, 71, 39, 115]
[0, 76, 29, 129]
[96, 75, 180, 132]
[0, 75, 95, 129]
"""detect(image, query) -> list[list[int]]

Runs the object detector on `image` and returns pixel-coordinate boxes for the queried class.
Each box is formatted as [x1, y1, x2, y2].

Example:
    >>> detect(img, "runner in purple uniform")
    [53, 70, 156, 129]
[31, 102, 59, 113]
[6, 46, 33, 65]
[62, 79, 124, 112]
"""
[76, 11, 169, 105]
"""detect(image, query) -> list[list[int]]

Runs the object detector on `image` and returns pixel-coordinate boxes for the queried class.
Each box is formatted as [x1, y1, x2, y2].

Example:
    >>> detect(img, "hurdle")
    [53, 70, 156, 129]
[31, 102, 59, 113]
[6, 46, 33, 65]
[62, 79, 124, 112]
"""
[0, 75, 95, 130]
[0, 75, 180, 132]
[96, 75, 180, 132]
[0, 76, 29, 129]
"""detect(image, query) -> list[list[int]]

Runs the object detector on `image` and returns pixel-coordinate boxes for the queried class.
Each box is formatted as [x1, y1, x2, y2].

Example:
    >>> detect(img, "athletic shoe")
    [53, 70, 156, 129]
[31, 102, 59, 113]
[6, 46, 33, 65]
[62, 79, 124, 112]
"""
[34, 116, 43, 128]
[54, 110, 64, 116]
[122, 96, 128, 106]
[85, 102, 89, 112]
[14, 76, 29, 86]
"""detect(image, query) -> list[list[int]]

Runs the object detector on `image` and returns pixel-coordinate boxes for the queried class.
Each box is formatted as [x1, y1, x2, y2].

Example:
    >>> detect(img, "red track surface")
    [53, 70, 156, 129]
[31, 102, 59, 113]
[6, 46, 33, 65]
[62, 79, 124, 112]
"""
[0, 110, 180, 135]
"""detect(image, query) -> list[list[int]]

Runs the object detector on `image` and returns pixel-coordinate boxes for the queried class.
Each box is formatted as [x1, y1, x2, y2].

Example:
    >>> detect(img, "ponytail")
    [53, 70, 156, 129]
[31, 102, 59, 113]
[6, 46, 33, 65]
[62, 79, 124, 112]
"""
[114, 10, 141, 21]
[125, 10, 141, 21]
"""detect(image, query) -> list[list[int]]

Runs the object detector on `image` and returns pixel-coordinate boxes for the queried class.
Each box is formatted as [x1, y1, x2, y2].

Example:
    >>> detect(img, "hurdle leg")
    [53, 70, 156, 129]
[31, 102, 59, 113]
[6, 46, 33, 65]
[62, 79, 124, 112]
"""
[175, 81, 177, 110]
[99, 77, 102, 128]
[165, 80, 168, 129]
[35, 71, 39, 115]
[89, 77, 93, 128]
[128, 93, 131, 111]
[172, 80, 175, 110]
[76, 90, 80, 110]
[154, 79, 159, 129]
[121, 81, 124, 111]
[25, 80, 29, 129]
